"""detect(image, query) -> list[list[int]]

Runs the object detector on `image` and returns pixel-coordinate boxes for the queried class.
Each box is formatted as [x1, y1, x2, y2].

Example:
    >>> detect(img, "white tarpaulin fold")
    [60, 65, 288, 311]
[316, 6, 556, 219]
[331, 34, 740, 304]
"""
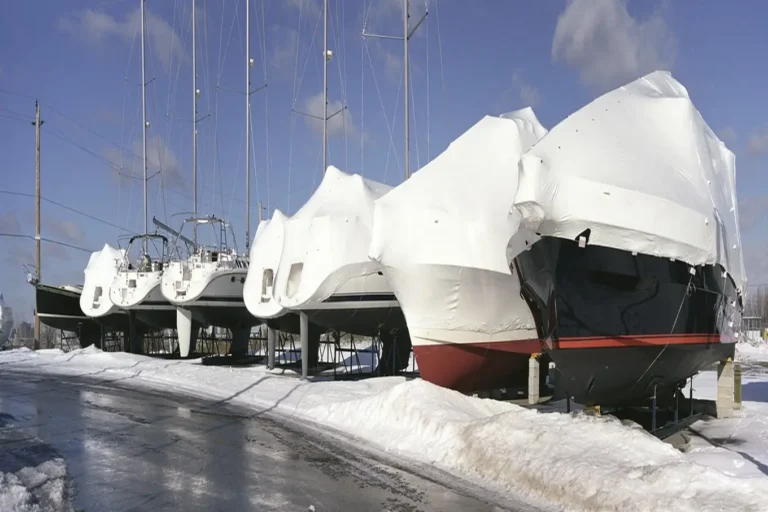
[244, 209, 288, 319]
[80, 244, 124, 318]
[369, 110, 548, 341]
[514, 71, 745, 290]
[273, 166, 393, 309]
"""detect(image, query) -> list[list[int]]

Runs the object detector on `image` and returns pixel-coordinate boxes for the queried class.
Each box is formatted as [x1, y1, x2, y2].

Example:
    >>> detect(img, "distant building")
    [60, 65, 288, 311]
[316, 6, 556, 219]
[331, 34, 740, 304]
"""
[0, 293, 14, 347]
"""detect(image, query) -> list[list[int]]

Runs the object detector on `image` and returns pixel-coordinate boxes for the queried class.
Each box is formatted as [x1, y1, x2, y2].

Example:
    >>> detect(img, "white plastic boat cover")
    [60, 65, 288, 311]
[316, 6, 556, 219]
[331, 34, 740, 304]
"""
[369, 110, 548, 340]
[244, 209, 289, 319]
[272, 165, 392, 309]
[514, 71, 746, 291]
[80, 243, 125, 317]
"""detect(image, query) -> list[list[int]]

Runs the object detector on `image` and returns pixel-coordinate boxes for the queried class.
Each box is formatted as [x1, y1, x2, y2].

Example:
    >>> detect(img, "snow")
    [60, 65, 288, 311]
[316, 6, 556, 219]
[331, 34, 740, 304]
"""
[672, 342, 768, 482]
[3, 347, 768, 511]
[0, 459, 73, 512]
[736, 340, 768, 363]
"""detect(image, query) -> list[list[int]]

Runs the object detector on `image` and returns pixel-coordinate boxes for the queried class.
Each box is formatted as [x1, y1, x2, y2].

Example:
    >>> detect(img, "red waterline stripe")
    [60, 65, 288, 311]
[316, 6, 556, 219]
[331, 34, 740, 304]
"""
[553, 334, 727, 349]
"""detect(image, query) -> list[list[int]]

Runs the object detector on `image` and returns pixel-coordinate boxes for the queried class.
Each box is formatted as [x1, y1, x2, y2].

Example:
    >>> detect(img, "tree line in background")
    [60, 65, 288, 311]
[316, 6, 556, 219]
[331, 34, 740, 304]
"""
[745, 286, 768, 326]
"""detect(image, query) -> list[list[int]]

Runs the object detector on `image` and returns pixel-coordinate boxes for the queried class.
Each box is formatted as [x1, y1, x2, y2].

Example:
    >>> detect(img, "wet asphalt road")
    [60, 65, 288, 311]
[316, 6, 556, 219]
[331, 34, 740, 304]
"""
[0, 372, 534, 512]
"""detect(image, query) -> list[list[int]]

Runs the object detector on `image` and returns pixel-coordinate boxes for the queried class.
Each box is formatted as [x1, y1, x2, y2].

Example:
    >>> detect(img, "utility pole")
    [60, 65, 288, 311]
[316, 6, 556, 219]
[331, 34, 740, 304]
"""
[32, 100, 43, 344]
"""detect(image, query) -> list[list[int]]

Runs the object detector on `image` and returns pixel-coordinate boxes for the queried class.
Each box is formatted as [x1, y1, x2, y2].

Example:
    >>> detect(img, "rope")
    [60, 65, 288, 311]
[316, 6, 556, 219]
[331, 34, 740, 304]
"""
[434, 0, 447, 110]
[628, 271, 695, 392]
[409, 49, 421, 171]
[363, 41, 403, 183]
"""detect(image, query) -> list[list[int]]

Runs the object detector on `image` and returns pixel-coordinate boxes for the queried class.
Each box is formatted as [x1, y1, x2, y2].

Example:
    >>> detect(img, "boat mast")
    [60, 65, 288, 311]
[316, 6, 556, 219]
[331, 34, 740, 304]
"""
[403, 0, 409, 180]
[140, 0, 148, 253]
[192, 0, 198, 243]
[322, 0, 328, 174]
[362, 0, 424, 181]
[245, 0, 251, 252]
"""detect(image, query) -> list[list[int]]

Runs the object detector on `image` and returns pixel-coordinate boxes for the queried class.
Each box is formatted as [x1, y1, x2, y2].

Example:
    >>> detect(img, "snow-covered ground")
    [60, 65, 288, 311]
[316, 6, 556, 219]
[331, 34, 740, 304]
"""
[2, 344, 768, 511]
[0, 460, 73, 512]
[677, 341, 768, 481]
[0, 416, 75, 512]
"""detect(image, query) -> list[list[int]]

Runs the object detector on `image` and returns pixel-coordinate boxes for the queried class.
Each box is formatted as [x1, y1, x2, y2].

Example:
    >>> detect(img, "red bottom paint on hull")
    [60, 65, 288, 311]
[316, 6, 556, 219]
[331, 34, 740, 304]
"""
[412, 339, 540, 393]
[412, 335, 732, 397]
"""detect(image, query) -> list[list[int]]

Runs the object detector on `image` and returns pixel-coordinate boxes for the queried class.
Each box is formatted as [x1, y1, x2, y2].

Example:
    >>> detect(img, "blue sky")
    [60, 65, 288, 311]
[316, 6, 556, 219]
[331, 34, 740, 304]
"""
[1, 0, 768, 321]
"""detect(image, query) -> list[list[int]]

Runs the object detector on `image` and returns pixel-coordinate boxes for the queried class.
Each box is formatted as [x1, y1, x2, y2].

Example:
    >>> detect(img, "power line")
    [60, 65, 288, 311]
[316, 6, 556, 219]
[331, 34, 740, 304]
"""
[0, 190, 137, 234]
[0, 233, 93, 253]
[46, 127, 125, 174]
[0, 88, 37, 101]
[0, 88, 260, 213]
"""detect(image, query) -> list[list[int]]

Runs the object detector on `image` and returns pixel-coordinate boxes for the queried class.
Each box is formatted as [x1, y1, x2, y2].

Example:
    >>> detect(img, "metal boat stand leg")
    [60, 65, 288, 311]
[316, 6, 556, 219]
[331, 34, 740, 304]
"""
[267, 326, 276, 370]
[651, 384, 658, 432]
[176, 308, 198, 358]
[300, 312, 309, 378]
[689, 376, 694, 418]
[127, 311, 145, 354]
[230, 327, 250, 358]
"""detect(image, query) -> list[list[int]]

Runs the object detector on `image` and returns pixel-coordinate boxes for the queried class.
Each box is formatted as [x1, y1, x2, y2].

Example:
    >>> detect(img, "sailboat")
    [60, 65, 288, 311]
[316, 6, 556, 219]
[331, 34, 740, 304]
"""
[272, 166, 401, 339]
[161, 0, 258, 358]
[369, 109, 548, 392]
[251, 0, 412, 374]
[109, 0, 176, 331]
[244, 209, 299, 333]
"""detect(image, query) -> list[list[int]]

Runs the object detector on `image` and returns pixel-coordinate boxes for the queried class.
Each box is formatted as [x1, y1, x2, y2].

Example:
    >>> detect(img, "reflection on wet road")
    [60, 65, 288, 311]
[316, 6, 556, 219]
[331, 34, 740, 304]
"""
[0, 372, 520, 511]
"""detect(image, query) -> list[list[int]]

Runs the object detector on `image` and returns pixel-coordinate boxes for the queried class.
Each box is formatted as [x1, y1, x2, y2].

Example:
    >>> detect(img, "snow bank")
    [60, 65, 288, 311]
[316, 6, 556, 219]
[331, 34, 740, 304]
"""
[309, 380, 768, 511]
[3, 348, 768, 511]
[736, 341, 768, 363]
[0, 459, 73, 512]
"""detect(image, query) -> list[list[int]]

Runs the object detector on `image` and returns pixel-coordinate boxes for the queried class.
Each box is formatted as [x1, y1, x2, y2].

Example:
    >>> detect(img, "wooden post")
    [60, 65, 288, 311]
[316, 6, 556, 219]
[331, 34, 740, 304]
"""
[717, 358, 734, 419]
[528, 353, 540, 405]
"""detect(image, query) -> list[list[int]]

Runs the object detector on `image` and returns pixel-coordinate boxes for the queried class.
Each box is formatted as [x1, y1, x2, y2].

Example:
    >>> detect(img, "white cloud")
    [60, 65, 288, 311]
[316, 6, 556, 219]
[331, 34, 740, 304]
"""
[58, 7, 185, 67]
[383, 50, 403, 83]
[6, 243, 33, 267]
[283, 0, 321, 17]
[718, 127, 738, 145]
[105, 136, 185, 190]
[520, 85, 541, 107]
[367, 0, 426, 34]
[747, 129, 768, 156]
[270, 26, 299, 82]
[497, 72, 542, 112]
[1, 210, 84, 246]
[552, 0, 677, 91]
[303, 93, 359, 139]
[47, 218, 85, 245]
[0, 211, 21, 235]
[512, 72, 541, 108]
